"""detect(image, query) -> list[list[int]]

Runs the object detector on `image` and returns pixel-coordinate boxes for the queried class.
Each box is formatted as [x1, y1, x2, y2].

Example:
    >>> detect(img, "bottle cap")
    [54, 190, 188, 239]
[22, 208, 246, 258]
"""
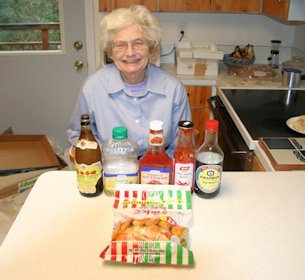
[80, 114, 90, 125]
[150, 120, 163, 131]
[178, 120, 193, 129]
[206, 119, 219, 132]
[112, 126, 127, 140]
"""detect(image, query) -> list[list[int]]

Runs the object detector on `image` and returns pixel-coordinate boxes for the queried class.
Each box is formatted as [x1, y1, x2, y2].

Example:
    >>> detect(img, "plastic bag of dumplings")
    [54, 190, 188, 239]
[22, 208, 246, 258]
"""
[100, 184, 194, 265]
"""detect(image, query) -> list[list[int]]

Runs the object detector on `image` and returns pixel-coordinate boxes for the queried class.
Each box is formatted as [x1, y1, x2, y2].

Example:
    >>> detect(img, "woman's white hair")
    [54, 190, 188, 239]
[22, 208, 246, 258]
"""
[100, 5, 161, 64]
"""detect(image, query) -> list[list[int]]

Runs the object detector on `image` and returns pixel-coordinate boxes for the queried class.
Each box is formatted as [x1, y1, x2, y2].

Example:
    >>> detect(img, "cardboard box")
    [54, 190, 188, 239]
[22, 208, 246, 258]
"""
[0, 168, 57, 199]
[0, 134, 61, 199]
[175, 41, 223, 76]
[0, 134, 60, 175]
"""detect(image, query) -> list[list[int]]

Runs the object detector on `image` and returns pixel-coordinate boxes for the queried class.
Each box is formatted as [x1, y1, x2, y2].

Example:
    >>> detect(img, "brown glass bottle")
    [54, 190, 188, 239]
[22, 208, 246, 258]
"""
[74, 114, 103, 197]
[139, 120, 173, 185]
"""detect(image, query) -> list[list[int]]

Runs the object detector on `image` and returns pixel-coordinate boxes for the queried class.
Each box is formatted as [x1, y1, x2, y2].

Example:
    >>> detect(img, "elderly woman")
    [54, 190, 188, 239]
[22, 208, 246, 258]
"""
[67, 5, 191, 156]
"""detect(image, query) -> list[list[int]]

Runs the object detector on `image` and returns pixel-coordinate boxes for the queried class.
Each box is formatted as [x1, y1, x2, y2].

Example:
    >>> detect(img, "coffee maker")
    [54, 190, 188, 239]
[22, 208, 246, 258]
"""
[268, 40, 281, 68]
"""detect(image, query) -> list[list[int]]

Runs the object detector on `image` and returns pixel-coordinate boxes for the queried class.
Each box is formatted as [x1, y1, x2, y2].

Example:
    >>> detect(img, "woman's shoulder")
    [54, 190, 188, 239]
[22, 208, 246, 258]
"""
[83, 64, 122, 91]
[147, 64, 184, 90]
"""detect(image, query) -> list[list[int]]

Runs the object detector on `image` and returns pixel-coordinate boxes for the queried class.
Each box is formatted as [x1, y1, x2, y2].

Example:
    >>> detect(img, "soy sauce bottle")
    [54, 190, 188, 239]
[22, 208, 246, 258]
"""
[194, 120, 224, 198]
[74, 114, 103, 197]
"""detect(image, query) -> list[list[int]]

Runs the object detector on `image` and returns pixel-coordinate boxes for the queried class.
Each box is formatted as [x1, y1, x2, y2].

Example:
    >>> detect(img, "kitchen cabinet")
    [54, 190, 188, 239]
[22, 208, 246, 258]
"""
[185, 86, 211, 147]
[159, 0, 261, 13]
[159, 0, 210, 12]
[262, 0, 305, 21]
[99, 0, 261, 13]
[210, 0, 261, 13]
[251, 154, 265, 171]
[99, 0, 158, 12]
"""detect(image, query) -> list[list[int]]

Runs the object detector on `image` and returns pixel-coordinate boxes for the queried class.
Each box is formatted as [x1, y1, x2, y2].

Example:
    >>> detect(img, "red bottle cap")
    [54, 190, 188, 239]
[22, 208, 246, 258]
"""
[206, 119, 219, 132]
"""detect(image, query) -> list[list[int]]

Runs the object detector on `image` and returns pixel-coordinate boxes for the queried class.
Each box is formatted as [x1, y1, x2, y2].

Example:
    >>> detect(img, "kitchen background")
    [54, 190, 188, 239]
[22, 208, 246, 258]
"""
[1, 1, 305, 152]
[149, 12, 305, 65]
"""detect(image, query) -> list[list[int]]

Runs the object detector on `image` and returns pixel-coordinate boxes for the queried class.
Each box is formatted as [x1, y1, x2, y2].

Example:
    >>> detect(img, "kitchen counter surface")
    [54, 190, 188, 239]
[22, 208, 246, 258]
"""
[1, 170, 305, 280]
[161, 63, 305, 89]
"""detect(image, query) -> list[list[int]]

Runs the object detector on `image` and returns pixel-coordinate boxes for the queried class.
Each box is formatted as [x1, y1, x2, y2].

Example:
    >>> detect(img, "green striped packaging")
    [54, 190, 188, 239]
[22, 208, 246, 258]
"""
[100, 184, 194, 266]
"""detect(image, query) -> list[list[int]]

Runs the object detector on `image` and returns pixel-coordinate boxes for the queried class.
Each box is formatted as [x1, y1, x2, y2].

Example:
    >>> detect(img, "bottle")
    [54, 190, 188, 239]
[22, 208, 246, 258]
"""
[173, 120, 195, 192]
[102, 126, 139, 196]
[139, 120, 173, 185]
[194, 119, 224, 198]
[74, 114, 103, 197]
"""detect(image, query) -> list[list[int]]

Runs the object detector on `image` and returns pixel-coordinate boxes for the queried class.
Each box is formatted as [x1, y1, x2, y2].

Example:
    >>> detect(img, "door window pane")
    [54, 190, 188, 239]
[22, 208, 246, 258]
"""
[0, 0, 61, 51]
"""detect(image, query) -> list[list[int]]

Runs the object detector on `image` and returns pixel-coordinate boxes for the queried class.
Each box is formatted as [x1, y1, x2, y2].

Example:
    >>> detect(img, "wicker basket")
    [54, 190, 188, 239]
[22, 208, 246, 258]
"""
[223, 54, 255, 67]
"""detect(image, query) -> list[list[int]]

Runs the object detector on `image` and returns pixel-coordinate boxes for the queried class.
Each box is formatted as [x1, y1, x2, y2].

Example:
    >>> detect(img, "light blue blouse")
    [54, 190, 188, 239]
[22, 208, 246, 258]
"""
[67, 63, 192, 156]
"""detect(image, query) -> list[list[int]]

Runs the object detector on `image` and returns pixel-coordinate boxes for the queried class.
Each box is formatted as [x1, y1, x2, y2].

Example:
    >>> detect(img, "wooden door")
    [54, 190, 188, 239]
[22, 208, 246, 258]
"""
[211, 0, 262, 13]
[159, 0, 210, 12]
[99, 0, 158, 12]
[186, 86, 212, 147]
[262, 0, 290, 20]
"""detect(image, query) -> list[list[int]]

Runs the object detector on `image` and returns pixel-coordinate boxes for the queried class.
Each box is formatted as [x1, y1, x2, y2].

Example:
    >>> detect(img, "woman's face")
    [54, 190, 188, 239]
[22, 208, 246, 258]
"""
[110, 25, 150, 83]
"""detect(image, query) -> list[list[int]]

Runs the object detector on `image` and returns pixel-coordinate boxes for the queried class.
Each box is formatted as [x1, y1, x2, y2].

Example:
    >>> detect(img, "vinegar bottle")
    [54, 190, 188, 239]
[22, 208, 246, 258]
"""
[173, 120, 195, 192]
[139, 120, 173, 185]
[102, 126, 139, 196]
[194, 119, 224, 198]
[74, 114, 103, 197]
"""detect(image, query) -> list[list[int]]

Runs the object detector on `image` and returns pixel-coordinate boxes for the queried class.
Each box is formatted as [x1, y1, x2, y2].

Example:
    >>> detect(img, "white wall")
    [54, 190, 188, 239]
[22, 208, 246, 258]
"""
[99, 12, 305, 65]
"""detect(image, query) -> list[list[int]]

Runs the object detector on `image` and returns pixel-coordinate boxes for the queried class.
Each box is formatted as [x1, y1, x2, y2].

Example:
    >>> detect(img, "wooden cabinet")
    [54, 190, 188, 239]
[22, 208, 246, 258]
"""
[262, 0, 305, 21]
[159, 0, 210, 12]
[262, 0, 290, 20]
[211, 0, 261, 13]
[99, 0, 261, 13]
[159, 0, 261, 12]
[251, 154, 265, 171]
[185, 86, 211, 148]
[99, 0, 158, 12]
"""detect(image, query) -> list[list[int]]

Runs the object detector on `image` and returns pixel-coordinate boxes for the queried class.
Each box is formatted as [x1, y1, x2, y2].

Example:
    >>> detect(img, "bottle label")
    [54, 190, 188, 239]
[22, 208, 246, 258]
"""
[149, 133, 163, 146]
[76, 139, 98, 150]
[174, 161, 194, 190]
[75, 161, 102, 194]
[195, 165, 222, 193]
[103, 172, 139, 193]
[140, 167, 170, 185]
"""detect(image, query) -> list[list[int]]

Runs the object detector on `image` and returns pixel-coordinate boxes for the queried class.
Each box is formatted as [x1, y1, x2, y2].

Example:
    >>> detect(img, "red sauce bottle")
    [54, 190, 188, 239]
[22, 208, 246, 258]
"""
[139, 120, 173, 185]
[173, 120, 196, 192]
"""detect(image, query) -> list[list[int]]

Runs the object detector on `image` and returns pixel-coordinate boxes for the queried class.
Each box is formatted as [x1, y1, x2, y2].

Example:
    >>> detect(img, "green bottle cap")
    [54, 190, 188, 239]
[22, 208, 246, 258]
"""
[112, 126, 127, 140]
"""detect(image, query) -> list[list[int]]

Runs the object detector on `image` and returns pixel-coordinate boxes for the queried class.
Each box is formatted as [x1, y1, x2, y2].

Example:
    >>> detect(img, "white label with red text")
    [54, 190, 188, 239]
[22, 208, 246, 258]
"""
[174, 161, 194, 190]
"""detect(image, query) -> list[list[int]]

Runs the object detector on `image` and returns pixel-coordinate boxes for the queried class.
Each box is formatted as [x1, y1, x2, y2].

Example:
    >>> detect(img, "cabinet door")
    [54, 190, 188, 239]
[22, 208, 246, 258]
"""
[211, 0, 262, 13]
[251, 154, 265, 171]
[262, 0, 290, 20]
[159, 0, 210, 12]
[99, 0, 158, 12]
[186, 86, 212, 147]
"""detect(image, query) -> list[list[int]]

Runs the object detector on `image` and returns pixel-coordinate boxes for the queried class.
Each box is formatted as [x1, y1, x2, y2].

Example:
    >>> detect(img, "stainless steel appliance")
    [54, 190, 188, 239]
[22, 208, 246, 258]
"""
[210, 88, 305, 171]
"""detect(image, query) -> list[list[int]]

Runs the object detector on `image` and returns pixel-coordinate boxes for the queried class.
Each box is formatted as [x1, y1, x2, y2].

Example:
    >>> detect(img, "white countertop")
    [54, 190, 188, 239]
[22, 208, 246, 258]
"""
[1, 170, 305, 279]
[161, 63, 305, 89]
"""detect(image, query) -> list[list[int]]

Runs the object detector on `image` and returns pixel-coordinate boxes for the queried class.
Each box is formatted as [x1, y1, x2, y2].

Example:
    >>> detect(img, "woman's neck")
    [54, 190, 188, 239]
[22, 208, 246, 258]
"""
[121, 69, 147, 84]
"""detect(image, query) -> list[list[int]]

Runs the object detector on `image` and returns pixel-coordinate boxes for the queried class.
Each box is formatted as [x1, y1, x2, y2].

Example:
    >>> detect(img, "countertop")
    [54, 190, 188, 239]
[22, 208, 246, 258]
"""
[161, 63, 305, 89]
[1, 170, 305, 279]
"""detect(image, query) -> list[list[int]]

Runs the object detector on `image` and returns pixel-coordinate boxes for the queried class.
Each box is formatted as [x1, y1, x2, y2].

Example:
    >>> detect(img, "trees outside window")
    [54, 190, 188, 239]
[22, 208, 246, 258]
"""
[0, 0, 61, 51]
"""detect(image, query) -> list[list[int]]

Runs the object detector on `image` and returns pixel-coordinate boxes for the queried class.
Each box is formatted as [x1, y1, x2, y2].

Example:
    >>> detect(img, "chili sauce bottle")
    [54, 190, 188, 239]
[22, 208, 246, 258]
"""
[139, 120, 173, 184]
[74, 114, 103, 197]
[173, 120, 195, 192]
[195, 119, 224, 198]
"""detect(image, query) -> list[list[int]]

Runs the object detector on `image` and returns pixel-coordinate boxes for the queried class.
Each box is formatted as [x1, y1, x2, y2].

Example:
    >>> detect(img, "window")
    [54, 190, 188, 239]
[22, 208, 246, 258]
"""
[0, 0, 61, 52]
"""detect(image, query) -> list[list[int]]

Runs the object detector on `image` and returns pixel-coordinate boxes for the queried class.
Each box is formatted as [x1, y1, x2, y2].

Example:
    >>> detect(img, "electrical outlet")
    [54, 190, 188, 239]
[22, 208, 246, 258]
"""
[177, 22, 187, 40]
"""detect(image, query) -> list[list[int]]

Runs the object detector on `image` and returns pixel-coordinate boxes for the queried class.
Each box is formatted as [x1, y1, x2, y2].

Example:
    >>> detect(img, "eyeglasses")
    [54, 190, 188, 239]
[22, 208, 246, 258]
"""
[111, 39, 148, 52]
